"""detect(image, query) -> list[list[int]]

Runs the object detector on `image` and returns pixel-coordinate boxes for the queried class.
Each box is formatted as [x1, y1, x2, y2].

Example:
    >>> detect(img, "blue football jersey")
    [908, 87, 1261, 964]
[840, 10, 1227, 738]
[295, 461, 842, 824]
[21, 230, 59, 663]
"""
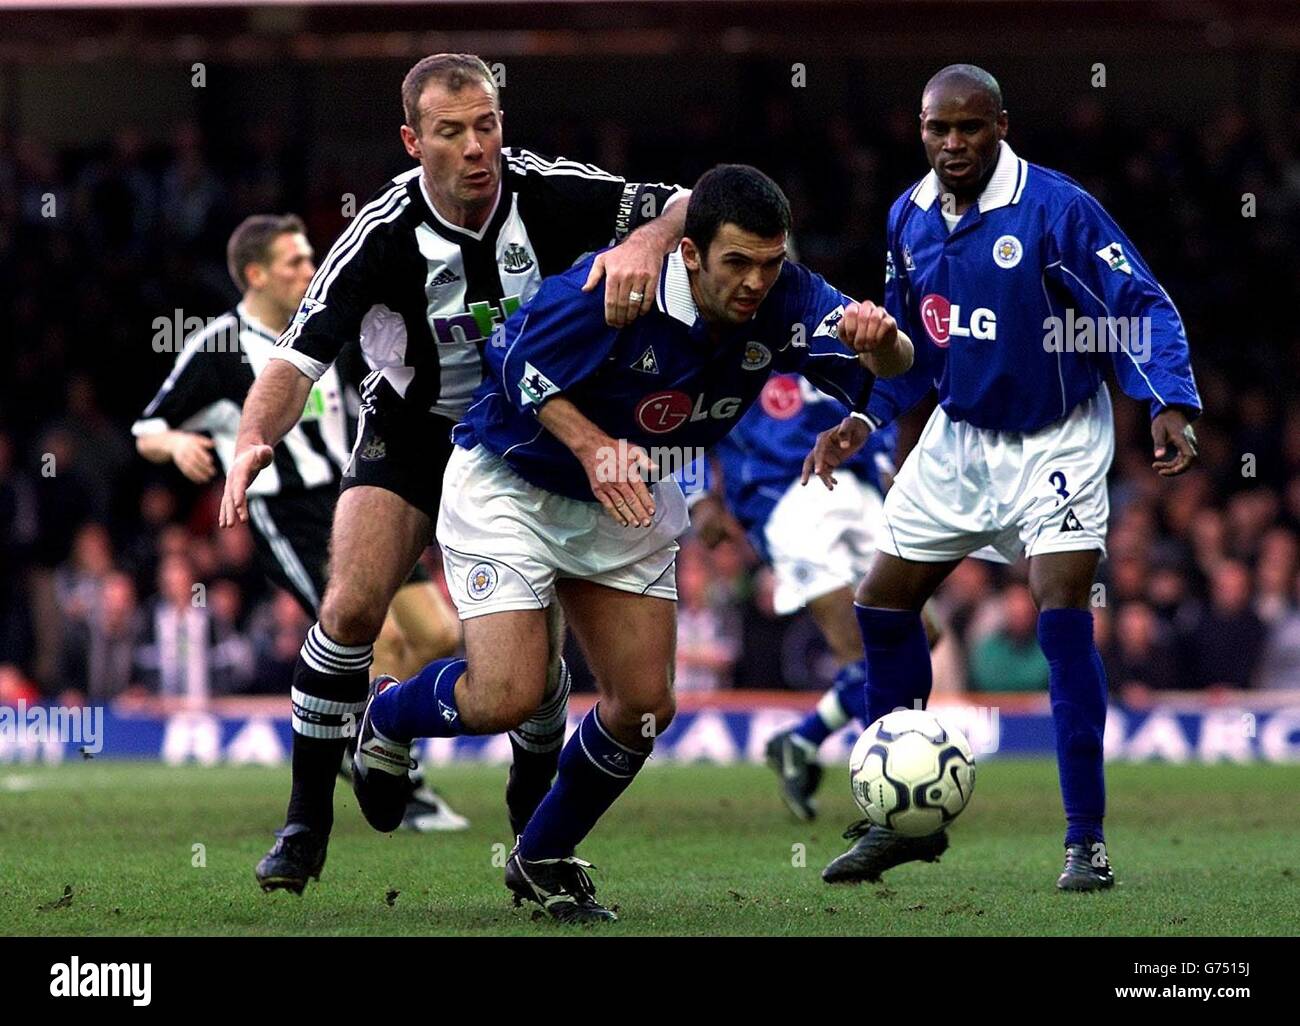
[712, 373, 897, 557]
[867, 141, 1201, 433]
[455, 249, 876, 502]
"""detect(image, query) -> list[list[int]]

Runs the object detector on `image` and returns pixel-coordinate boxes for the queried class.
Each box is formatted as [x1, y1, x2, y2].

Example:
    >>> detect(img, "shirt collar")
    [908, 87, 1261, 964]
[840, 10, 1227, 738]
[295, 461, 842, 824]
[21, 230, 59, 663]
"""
[418, 169, 502, 242]
[655, 247, 699, 326]
[909, 140, 1028, 214]
[236, 301, 281, 342]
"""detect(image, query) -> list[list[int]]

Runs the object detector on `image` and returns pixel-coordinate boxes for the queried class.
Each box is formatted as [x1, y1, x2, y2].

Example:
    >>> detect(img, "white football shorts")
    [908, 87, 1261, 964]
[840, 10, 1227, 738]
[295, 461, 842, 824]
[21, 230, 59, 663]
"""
[764, 469, 884, 615]
[876, 384, 1114, 564]
[438, 444, 690, 619]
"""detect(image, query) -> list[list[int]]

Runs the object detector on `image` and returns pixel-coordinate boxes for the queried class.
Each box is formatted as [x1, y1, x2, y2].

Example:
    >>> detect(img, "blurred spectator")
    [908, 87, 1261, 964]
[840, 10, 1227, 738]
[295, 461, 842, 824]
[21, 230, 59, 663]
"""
[133, 554, 247, 700]
[54, 522, 115, 627]
[1107, 602, 1181, 694]
[1182, 560, 1268, 689]
[1254, 528, 1297, 625]
[247, 590, 310, 695]
[968, 585, 1050, 692]
[1257, 573, 1300, 689]
[60, 571, 142, 702]
[674, 542, 741, 691]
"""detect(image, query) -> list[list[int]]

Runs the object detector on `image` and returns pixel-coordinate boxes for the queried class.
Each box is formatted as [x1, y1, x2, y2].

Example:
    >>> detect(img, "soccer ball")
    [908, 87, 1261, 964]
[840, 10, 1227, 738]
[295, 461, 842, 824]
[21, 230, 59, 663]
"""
[849, 709, 976, 837]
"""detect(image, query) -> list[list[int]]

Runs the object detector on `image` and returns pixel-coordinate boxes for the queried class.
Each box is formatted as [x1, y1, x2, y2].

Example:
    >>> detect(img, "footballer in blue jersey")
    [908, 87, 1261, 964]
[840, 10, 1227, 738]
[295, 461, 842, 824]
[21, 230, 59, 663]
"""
[690, 375, 935, 821]
[350, 165, 915, 923]
[808, 65, 1201, 891]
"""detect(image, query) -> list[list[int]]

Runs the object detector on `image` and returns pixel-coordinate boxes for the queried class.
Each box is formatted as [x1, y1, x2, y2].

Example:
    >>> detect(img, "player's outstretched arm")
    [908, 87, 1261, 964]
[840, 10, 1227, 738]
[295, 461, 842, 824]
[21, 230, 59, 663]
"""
[838, 300, 914, 378]
[218, 359, 313, 527]
[136, 430, 217, 484]
[582, 192, 689, 328]
[537, 395, 656, 528]
[800, 414, 872, 491]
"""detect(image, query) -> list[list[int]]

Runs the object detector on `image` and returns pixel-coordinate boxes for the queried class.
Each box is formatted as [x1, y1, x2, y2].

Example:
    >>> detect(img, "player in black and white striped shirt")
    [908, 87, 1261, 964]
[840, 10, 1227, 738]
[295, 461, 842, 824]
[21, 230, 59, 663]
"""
[135, 215, 469, 853]
[218, 55, 688, 894]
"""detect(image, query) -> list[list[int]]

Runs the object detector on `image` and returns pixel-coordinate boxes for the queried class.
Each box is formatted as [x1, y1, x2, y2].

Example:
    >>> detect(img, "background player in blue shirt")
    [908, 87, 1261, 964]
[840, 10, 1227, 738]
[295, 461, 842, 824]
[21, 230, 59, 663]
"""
[691, 377, 944, 822]
[808, 65, 1201, 891]
[349, 165, 914, 922]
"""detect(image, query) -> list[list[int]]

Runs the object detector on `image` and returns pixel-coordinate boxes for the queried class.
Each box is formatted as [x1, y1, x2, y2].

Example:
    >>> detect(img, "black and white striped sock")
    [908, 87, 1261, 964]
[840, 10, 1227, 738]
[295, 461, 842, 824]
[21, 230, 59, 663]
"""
[285, 622, 373, 834]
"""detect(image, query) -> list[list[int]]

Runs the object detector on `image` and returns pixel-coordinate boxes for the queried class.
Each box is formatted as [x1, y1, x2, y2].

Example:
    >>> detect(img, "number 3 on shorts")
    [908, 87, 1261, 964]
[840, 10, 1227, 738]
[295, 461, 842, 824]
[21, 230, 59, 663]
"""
[1049, 470, 1069, 500]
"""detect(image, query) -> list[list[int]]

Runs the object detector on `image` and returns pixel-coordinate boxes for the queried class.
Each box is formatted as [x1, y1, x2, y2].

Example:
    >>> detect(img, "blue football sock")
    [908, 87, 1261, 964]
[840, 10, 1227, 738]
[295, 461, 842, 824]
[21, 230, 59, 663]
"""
[369, 657, 468, 742]
[793, 659, 868, 746]
[855, 605, 932, 724]
[1038, 608, 1107, 846]
[518, 706, 648, 860]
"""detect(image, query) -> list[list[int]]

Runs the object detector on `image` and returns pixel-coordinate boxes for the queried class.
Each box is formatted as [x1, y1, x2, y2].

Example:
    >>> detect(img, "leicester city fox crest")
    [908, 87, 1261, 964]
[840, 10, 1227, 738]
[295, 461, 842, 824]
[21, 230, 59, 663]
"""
[467, 562, 499, 600]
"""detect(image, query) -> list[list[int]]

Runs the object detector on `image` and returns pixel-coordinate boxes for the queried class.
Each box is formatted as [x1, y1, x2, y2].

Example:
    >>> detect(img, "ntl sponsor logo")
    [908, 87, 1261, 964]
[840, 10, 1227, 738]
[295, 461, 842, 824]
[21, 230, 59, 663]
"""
[50, 958, 151, 1006]
[434, 295, 522, 345]
[594, 441, 707, 493]
[1043, 310, 1152, 362]
[919, 294, 996, 346]
[0, 701, 102, 755]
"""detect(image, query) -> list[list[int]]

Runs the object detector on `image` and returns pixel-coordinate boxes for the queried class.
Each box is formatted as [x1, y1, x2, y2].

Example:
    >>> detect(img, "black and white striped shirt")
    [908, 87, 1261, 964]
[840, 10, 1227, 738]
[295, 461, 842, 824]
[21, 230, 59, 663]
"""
[271, 148, 685, 420]
[132, 303, 351, 497]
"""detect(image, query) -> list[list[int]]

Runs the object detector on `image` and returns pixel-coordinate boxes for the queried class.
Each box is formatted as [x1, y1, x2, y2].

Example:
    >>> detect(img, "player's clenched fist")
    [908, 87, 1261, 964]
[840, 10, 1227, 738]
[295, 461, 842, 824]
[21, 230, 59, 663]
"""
[840, 300, 896, 353]
[838, 301, 914, 378]
[801, 414, 871, 491]
[219, 444, 274, 527]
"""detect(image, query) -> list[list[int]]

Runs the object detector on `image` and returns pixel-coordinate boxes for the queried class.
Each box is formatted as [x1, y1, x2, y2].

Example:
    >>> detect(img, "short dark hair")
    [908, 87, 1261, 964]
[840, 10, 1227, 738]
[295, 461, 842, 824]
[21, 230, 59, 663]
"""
[402, 53, 499, 132]
[226, 214, 305, 291]
[922, 63, 1003, 112]
[684, 164, 792, 264]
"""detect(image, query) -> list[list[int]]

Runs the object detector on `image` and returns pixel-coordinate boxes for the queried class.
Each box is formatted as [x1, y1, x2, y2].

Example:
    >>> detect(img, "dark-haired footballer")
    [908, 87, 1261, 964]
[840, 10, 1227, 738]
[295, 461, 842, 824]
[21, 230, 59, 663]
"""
[349, 164, 914, 923]
[806, 64, 1201, 891]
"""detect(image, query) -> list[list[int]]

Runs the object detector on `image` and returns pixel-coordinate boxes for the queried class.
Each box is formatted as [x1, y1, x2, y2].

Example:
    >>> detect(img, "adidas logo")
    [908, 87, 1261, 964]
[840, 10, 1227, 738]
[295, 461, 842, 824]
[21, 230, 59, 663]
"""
[1060, 509, 1083, 533]
[429, 268, 462, 289]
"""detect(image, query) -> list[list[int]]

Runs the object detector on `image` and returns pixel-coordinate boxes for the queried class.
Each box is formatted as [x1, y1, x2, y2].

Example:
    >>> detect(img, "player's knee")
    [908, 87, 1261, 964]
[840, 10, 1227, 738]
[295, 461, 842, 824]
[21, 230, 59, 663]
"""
[462, 665, 545, 733]
[1033, 582, 1092, 611]
[319, 588, 387, 647]
[603, 689, 675, 747]
[855, 573, 911, 611]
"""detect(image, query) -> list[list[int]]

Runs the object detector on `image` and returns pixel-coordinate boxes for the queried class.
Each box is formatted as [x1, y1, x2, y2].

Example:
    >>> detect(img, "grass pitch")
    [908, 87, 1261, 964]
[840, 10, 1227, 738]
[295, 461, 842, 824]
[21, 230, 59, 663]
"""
[2, 759, 1297, 936]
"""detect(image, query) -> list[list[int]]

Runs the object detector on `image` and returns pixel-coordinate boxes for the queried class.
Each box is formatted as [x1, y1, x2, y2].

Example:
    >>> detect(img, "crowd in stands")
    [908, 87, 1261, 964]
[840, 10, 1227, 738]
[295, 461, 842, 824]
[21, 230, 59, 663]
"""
[3, 79, 1300, 703]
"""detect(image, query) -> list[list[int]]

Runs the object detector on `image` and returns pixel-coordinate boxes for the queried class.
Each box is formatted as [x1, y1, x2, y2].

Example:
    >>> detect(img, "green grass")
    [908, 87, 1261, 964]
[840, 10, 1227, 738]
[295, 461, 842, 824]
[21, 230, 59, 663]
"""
[1, 759, 1297, 936]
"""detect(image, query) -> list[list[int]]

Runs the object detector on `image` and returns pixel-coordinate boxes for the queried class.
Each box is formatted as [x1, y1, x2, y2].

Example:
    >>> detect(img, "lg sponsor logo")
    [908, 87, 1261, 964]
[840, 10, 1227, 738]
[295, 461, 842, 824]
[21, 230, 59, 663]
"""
[918, 293, 997, 346]
[634, 391, 743, 434]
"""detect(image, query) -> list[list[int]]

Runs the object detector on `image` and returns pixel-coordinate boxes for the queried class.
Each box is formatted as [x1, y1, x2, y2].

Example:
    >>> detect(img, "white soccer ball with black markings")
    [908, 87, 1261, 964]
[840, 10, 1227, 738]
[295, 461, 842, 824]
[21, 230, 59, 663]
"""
[849, 709, 976, 837]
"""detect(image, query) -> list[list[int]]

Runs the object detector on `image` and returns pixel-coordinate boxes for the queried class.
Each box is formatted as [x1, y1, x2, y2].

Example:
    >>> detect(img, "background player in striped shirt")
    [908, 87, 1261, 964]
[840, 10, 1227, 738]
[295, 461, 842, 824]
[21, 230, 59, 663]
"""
[807, 65, 1201, 890]
[217, 55, 690, 893]
[134, 215, 468, 865]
